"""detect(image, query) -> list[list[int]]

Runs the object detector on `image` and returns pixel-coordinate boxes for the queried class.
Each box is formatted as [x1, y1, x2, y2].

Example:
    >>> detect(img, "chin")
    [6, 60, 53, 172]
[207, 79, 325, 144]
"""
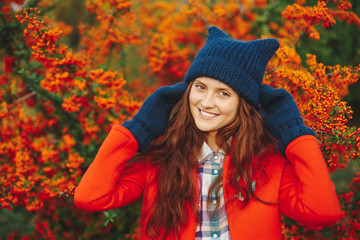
[194, 123, 217, 133]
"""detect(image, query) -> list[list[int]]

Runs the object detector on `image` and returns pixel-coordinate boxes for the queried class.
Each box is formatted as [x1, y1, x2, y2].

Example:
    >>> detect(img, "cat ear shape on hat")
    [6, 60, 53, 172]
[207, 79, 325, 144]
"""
[207, 26, 280, 57]
[207, 26, 231, 41]
[257, 38, 280, 63]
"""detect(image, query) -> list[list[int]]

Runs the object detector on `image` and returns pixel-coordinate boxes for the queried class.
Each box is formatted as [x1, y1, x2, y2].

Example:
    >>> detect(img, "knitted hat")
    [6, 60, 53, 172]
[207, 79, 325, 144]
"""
[184, 26, 280, 107]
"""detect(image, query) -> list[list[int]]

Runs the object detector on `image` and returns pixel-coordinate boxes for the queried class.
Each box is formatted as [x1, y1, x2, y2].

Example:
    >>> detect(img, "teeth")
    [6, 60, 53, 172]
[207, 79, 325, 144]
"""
[200, 110, 217, 117]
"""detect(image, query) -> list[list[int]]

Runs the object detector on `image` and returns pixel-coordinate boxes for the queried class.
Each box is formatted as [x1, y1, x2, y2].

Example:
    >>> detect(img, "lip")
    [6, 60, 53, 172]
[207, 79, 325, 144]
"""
[198, 108, 219, 119]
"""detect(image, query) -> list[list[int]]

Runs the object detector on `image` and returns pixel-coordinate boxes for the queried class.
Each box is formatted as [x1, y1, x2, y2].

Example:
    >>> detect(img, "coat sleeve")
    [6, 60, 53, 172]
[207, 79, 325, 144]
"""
[279, 135, 344, 226]
[74, 124, 146, 212]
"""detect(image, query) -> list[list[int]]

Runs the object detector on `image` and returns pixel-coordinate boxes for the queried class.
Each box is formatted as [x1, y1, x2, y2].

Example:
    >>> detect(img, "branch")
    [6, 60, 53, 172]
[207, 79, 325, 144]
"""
[292, 0, 331, 47]
[8, 91, 37, 109]
[292, 19, 316, 47]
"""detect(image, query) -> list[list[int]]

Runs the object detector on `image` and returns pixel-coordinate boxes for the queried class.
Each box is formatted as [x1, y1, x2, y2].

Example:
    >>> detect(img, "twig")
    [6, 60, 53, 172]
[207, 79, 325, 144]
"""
[292, 19, 316, 47]
[293, 0, 331, 47]
[8, 91, 37, 109]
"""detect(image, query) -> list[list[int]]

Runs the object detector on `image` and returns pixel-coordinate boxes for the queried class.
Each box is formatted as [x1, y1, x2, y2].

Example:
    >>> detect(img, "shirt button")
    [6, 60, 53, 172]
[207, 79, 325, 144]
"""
[213, 155, 219, 160]
[213, 233, 218, 239]
[213, 169, 219, 174]
[212, 199, 217, 205]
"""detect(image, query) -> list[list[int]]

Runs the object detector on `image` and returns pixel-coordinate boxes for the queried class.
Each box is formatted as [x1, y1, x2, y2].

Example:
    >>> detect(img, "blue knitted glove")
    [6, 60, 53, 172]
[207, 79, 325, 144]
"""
[259, 84, 316, 156]
[122, 82, 188, 152]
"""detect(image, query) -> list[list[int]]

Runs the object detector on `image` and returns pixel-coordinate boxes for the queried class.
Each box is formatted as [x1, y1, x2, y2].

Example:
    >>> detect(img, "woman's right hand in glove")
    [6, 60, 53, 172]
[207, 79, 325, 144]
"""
[122, 82, 188, 152]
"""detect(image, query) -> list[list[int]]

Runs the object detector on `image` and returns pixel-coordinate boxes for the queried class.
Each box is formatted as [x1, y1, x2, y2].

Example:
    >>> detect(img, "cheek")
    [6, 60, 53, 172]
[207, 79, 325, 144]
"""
[224, 109, 236, 122]
[189, 89, 200, 106]
[229, 110, 237, 122]
[188, 92, 195, 106]
[222, 101, 239, 121]
[188, 91, 197, 116]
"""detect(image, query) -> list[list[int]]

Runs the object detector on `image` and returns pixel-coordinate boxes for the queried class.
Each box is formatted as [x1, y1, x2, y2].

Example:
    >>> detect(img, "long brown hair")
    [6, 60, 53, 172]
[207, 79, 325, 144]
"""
[133, 81, 275, 239]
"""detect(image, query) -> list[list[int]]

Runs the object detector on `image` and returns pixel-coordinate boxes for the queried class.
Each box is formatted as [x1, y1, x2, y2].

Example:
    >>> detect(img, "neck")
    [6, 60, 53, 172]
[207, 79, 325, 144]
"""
[206, 132, 219, 153]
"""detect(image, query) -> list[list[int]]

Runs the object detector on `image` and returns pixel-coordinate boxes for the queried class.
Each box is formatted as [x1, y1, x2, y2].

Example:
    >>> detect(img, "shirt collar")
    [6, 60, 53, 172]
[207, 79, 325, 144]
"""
[198, 142, 225, 164]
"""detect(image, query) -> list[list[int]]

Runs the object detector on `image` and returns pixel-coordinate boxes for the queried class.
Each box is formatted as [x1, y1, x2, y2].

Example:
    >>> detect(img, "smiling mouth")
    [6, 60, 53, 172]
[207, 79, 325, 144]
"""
[199, 109, 219, 118]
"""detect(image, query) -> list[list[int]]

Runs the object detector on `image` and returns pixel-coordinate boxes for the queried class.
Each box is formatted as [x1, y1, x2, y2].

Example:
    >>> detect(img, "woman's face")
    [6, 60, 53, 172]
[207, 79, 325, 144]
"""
[189, 77, 240, 136]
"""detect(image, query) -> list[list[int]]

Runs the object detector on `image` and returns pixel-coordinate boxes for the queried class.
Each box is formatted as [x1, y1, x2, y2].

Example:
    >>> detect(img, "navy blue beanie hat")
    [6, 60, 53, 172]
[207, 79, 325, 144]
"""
[184, 26, 280, 107]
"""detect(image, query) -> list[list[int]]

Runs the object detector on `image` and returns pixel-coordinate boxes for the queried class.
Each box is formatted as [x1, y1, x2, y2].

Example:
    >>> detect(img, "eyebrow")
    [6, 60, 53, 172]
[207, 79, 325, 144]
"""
[195, 79, 234, 92]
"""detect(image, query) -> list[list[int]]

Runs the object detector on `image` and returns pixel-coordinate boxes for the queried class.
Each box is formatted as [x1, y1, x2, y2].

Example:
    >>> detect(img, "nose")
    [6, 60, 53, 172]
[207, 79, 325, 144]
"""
[201, 93, 215, 109]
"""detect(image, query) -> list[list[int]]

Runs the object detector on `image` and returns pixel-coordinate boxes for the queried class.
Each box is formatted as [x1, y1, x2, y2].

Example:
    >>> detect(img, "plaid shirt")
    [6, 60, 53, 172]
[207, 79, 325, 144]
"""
[195, 142, 230, 240]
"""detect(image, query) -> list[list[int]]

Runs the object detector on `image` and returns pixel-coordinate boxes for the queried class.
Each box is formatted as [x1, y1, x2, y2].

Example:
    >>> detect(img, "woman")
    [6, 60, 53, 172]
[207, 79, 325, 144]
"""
[74, 26, 343, 240]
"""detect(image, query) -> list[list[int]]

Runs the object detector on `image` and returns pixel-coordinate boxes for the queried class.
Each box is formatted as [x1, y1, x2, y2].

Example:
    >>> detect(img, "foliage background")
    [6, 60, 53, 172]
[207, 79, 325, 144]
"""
[1, 0, 360, 239]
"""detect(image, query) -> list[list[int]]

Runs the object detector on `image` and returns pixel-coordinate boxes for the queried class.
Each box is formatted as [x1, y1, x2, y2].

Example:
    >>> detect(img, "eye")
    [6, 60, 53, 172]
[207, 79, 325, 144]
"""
[195, 83, 205, 90]
[219, 91, 230, 97]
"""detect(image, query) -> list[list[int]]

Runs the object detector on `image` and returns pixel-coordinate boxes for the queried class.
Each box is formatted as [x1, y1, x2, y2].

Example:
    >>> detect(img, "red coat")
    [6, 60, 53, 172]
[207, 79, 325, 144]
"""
[74, 125, 343, 239]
